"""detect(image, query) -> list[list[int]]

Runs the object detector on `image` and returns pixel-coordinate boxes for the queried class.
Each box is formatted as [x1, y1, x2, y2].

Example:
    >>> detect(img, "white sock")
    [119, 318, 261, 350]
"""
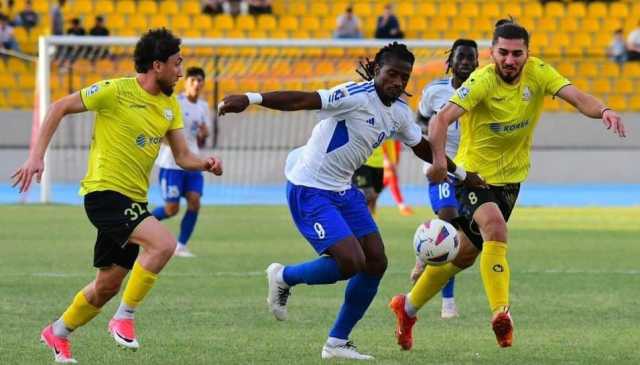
[276, 266, 289, 287]
[326, 337, 348, 347]
[176, 242, 186, 250]
[404, 294, 418, 318]
[442, 297, 456, 307]
[113, 301, 135, 320]
[52, 318, 72, 338]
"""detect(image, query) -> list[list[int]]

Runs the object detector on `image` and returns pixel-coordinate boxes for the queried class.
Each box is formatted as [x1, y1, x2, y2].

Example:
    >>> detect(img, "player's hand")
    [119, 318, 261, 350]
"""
[410, 259, 426, 285]
[602, 109, 626, 138]
[217, 94, 250, 116]
[204, 156, 223, 176]
[462, 171, 487, 189]
[427, 160, 448, 183]
[11, 157, 44, 193]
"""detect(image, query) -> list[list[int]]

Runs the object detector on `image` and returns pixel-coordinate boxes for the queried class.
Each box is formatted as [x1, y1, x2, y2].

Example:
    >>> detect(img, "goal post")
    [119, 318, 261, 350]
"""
[36, 36, 491, 204]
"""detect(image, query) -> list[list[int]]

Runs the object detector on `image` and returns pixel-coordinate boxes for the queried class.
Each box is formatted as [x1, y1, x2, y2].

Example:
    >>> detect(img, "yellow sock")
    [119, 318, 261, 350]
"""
[408, 262, 462, 310]
[480, 241, 510, 313]
[61, 291, 101, 330]
[122, 261, 158, 308]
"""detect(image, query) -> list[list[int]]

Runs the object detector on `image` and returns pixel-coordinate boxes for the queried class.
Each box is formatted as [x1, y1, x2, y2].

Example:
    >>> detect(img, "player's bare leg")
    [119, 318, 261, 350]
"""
[108, 217, 176, 350]
[473, 202, 513, 347]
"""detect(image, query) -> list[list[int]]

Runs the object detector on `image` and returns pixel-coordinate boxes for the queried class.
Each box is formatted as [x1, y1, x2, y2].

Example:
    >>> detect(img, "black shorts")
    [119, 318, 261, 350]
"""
[453, 183, 521, 250]
[84, 190, 151, 269]
[352, 165, 384, 194]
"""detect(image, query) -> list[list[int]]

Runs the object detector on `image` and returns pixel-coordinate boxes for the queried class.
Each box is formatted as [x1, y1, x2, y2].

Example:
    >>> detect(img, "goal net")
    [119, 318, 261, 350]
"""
[36, 36, 490, 204]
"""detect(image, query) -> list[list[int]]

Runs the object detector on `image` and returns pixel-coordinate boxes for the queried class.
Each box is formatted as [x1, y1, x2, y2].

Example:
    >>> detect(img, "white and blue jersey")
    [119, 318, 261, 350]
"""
[156, 94, 210, 201]
[418, 77, 461, 213]
[286, 80, 423, 253]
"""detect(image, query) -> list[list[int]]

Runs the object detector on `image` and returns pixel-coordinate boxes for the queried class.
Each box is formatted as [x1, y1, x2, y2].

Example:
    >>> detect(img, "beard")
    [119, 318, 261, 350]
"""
[158, 79, 175, 96]
[496, 65, 522, 83]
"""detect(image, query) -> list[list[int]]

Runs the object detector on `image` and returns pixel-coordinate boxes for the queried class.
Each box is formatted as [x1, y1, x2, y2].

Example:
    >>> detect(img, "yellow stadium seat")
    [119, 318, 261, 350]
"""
[226, 30, 245, 39]
[312, 30, 332, 39]
[0, 74, 15, 87]
[472, 18, 493, 33]
[587, 3, 607, 18]
[602, 18, 623, 33]
[8, 58, 28, 73]
[578, 62, 598, 78]
[614, 79, 633, 94]
[214, 15, 234, 31]
[162, 1, 180, 15]
[622, 62, 640, 77]
[310, 3, 330, 17]
[460, 3, 479, 17]
[258, 16, 277, 32]
[149, 15, 169, 29]
[235, 15, 256, 32]
[593, 33, 610, 48]
[543, 97, 561, 112]
[607, 95, 627, 110]
[556, 62, 576, 78]
[268, 30, 288, 39]
[502, 3, 522, 18]
[592, 79, 611, 94]
[525, 2, 543, 18]
[440, 3, 458, 17]
[300, 17, 321, 32]
[95, 0, 114, 14]
[609, 2, 629, 18]
[629, 96, 640, 111]
[481, 3, 500, 18]
[171, 15, 191, 31]
[602, 63, 620, 78]
[116, 1, 136, 15]
[128, 15, 147, 30]
[571, 77, 589, 92]
[572, 33, 592, 51]
[183, 1, 201, 15]
[416, 3, 437, 16]
[396, 3, 415, 17]
[430, 18, 449, 32]
[559, 18, 579, 33]
[279, 16, 299, 32]
[74, 0, 93, 15]
[544, 2, 565, 18]
[353, 3, 372, 17]
[538, 18, 557, 32]
[287, 2, 306, 17]
[194, 15, 213, 30]
[138, 1, 158, 15]
[567, 2, 586, 18]
[7, 90, 29, 109]
[581, 18, 600, 33]
[32, 1, 49, 13]
[108, 15, 125, 30]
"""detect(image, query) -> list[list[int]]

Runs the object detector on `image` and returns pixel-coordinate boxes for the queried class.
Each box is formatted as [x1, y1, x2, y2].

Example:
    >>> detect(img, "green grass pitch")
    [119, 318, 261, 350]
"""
[1, 205, 639, 364]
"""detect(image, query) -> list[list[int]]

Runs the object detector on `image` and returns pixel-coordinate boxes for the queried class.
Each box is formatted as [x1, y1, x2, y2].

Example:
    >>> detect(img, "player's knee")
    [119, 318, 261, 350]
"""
[337, 254, 367, 278]
[186, 199, 200, 212]
[165, 204, 179, 217]
[481, 216, 508, 242]
[365, 254, 387, 276]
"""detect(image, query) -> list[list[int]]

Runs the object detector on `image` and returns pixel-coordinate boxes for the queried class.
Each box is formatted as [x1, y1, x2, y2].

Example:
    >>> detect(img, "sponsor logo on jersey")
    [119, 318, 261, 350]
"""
[522, 86, 531, 101]
[86, 84, 99, 96]
[489, 120, 530, 133]
[164, 108, 174, 121]
[457, 86, 470, 99]
[366, 117, 375, 126]
[135, 134, 162, 148]
[329, 89, 345, 102]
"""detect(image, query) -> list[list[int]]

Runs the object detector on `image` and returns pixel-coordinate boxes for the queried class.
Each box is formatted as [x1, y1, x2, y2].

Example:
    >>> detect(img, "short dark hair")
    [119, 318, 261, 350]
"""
[186, 66, 205, 79]
[446, 38, 478, 74]
[493, 18, 529, 47]
[134, 28, 181, 73]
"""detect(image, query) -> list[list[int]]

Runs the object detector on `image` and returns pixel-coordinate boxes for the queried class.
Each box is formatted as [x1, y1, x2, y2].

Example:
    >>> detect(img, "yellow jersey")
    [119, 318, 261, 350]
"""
[364, 140, 396, 168]
[79, 77, 184, 202]
[450, 57, 570, 185]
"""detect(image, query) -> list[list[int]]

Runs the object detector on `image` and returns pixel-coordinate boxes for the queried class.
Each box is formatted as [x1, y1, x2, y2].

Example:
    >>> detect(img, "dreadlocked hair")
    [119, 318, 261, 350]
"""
[445, 39, 478, 74]
[356, 42, 415, 96]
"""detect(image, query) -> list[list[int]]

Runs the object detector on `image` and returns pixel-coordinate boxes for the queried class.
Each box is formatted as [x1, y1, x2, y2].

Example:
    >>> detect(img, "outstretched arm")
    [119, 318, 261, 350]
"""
[427, 102, 466, 183]
[556, 85, 626, 137]
[166, 128, 223, 175]
[218, 91, 322, 115]
[11, 92, 87, 193]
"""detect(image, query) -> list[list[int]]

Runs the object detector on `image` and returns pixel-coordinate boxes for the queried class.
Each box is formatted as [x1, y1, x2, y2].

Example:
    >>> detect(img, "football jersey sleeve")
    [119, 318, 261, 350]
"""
[449, 71, 491, 112]
[80, 79, 117, 112]
[317, 82, 366, 115]
[418, 87, 434, 118]
[396, 107, 423, 147]
[538, 60, 571, 96]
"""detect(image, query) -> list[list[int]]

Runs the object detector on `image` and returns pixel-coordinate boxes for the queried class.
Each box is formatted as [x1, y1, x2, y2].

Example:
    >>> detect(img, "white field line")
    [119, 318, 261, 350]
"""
[1, 269, 638, 278]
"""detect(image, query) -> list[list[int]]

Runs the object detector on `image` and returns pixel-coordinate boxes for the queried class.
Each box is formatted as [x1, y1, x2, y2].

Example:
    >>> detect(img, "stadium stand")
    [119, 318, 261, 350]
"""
[0, 0, 638, 111]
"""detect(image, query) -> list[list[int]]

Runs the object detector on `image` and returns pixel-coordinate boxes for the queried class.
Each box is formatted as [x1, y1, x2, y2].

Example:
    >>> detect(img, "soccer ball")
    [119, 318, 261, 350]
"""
[413, 219, 460, 266]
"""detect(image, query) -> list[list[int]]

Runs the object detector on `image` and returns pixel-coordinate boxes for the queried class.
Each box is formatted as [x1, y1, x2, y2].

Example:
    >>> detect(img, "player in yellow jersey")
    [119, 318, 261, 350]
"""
[390, 19, 626, 350]
[11, 29, 223, 363]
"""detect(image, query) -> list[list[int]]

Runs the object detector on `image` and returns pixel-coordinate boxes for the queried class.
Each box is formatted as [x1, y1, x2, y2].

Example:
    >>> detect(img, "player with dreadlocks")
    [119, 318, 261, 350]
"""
[218, 42, 485, 360]
[397, 39, 479, 324]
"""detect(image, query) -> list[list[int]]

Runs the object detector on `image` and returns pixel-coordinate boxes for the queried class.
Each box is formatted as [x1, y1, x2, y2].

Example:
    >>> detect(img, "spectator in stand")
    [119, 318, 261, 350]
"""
[51, 0, 66, 35]
[88, 15, 110, 61]
[334, 5, 362, 39]
[248, 0, 272, 15]
[227, 0, 242, 17]
[375, 4, 403, 39]
[60, 17, 85, 66]
[0, 13, 20, 51]
[608, 29, 627, 65]
[67, 17, 85, 36]
[202, 0, 223, 16]
[626, 20, 640, 61]
[15, 0, 39, 32]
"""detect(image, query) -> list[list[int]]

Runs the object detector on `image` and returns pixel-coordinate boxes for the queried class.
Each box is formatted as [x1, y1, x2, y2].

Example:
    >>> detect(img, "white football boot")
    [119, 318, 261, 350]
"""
[321, 341, 374, 360]
[266, 263, 290, 321]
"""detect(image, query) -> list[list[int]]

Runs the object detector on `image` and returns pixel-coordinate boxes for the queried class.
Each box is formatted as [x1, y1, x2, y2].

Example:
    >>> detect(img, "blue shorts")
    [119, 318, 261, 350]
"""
[159, 168, 204, 203]
[286, 181, 378, 255]
[428, 179, 459, 214]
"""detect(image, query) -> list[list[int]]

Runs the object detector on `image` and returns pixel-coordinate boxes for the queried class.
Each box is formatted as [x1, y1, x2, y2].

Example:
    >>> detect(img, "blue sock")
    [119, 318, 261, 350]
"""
[178, 210, 198, 246]
[441, 276, 455, 298]
[152, 206, 168, 221]
[329, 272, 381, 340]
[282, 256, 342, 286]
